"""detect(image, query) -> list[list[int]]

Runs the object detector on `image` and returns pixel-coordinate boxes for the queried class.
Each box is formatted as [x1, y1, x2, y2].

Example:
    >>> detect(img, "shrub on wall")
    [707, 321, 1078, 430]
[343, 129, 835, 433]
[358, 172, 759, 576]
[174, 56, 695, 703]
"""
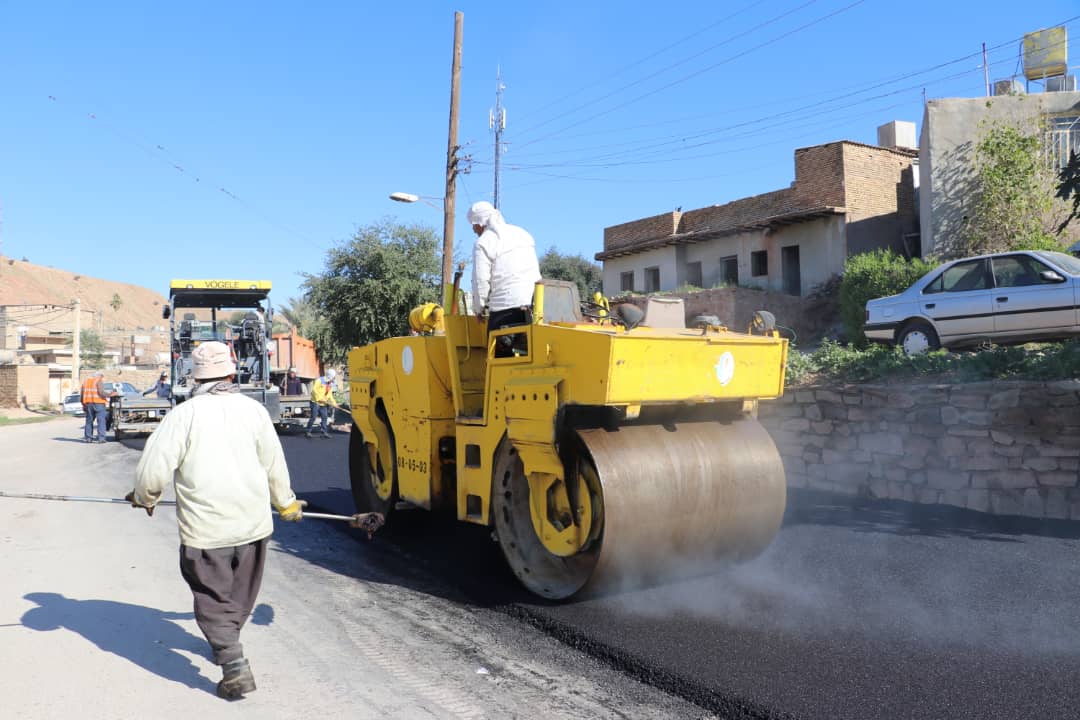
[785, 339, 1080, 386]
[839, 250, 938, 346]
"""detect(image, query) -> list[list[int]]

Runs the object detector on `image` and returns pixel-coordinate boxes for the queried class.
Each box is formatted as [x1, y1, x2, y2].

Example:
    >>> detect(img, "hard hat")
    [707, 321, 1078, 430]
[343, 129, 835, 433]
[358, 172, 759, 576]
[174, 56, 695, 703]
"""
[327, 368, 337, 380]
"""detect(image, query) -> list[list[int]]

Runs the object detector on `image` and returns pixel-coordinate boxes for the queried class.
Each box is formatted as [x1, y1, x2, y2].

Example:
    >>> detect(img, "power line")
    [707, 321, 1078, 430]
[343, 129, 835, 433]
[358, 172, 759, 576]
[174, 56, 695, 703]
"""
[506, 13, 1078, 171]
[499, 52, 985, 163]
[513, 0, 778, 137]
[497, 29, 1072, 173]
[472, 31, 1017, 166]
[498, 95, 921, 182]
[516, 0, 868, 150]
[44, 95, 326, 252]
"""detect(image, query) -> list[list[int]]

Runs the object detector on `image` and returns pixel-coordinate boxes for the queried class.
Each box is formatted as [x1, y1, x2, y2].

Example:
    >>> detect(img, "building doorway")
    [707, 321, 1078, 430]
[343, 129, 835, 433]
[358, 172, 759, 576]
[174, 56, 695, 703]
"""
[719, 255, 738, 286]
[781, 245, 801, 296]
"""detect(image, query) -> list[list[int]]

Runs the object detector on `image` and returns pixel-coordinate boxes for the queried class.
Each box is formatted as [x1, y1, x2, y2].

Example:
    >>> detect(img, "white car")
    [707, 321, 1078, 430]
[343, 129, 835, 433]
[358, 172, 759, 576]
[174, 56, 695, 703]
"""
[864, 250, 1080, 354]
[60, 392, 84, 416]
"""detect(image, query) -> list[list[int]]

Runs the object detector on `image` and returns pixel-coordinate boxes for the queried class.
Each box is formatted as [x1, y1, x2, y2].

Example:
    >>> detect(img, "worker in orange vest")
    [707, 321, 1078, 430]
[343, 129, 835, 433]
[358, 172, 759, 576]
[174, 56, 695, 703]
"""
[81, 371, 117, 443]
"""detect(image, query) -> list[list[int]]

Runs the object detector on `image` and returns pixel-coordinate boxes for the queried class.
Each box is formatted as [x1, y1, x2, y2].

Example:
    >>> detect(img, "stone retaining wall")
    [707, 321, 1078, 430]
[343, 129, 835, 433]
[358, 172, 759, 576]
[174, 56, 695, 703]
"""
[758, 381, 1080, 521]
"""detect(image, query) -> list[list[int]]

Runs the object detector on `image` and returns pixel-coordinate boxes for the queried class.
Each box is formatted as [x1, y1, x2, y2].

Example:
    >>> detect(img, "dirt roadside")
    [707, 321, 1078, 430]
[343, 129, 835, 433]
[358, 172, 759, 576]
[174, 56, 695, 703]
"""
[0, 418, 709, 720]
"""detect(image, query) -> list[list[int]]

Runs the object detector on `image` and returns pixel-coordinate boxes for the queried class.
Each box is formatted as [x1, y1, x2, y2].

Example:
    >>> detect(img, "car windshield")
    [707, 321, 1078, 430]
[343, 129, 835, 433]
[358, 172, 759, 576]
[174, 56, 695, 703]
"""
[1034, 251, 1080, 276]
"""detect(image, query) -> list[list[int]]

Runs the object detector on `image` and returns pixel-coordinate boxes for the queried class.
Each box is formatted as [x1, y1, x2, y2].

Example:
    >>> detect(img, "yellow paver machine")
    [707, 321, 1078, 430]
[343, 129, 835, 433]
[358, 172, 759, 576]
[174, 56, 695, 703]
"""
[347, 281, 788, 599]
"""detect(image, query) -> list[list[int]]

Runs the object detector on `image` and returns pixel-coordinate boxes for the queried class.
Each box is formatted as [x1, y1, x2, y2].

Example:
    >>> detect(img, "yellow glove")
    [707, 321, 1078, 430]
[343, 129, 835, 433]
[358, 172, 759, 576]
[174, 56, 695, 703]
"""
[277, 499, 308, 522]
[124, 491, 155, 517]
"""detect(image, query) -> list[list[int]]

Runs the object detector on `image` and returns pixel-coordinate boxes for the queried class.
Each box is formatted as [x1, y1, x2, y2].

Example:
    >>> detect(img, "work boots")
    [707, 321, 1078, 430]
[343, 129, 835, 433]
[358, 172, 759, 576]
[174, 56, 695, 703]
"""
[216, 658, 256, 700]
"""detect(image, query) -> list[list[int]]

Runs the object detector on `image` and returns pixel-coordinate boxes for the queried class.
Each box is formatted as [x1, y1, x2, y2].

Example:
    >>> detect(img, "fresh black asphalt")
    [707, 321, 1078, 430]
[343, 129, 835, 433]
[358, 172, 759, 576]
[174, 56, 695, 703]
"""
[280, 431, 1080, 720]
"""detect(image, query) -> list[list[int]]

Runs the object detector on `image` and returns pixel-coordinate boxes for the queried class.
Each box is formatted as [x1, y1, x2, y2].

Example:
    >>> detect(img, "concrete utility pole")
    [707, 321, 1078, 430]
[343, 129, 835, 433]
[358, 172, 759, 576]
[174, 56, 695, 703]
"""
[490, 66, 506, 209]
[442, 10, 463, 305]
[72, 299, 81, 387]
[982, 43, 990, 97]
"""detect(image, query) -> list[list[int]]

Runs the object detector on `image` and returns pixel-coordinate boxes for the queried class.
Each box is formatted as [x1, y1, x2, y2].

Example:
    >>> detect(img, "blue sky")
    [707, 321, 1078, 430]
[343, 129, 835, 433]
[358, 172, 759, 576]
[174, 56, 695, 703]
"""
[1, 1, 1077, 309]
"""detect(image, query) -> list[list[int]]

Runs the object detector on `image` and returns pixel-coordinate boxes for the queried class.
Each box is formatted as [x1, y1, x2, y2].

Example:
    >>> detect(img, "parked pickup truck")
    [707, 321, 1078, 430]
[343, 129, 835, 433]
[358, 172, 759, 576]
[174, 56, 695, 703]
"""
[110, 395, 170, 440]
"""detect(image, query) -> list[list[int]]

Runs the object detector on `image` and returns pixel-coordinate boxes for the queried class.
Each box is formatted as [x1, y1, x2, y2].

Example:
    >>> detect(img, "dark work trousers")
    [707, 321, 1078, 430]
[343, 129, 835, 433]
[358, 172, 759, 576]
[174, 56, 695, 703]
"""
[487, 306, 531, 358]
[179, 538, 268, 666]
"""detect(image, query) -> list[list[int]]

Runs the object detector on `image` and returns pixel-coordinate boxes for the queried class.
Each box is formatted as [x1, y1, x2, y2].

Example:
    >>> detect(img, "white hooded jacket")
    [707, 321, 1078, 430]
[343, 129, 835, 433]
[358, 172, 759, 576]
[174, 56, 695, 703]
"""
[469, 203, 541, 313]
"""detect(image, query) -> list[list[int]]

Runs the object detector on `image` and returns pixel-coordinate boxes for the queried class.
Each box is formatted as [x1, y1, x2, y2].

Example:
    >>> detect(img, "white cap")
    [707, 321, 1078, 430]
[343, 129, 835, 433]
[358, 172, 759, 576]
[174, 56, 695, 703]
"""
[326, 368, 337, 380]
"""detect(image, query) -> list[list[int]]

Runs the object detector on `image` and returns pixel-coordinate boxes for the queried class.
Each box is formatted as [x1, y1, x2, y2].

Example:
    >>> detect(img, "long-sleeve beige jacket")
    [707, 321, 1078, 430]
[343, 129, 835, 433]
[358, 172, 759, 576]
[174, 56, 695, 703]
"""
[134, 392, 296, 549]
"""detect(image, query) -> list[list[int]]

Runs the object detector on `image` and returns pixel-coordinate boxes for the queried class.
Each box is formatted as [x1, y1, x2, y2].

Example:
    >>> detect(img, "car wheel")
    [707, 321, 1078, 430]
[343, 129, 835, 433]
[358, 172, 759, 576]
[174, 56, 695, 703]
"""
[897, 321, 940, 356]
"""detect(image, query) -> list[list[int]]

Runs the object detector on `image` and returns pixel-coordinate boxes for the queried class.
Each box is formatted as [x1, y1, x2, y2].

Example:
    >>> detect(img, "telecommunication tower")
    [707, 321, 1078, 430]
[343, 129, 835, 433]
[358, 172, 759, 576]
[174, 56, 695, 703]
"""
[489, 68, 507, 208]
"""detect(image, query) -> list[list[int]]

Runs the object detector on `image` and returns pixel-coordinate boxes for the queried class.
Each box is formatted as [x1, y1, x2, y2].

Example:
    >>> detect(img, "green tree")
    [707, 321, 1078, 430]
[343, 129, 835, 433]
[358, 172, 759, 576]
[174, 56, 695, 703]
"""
[839, 250, 938, 347]
[959, 119, 1063, 257]
[277, 296, 318, 335]
[270, 316, 291, 335]
[1056, 150, 1080, 233]
[538, 248, 603, 300]
[109, 293, 123, 329]
[80, 329, 106, 369]
[303, 219, 440, 361]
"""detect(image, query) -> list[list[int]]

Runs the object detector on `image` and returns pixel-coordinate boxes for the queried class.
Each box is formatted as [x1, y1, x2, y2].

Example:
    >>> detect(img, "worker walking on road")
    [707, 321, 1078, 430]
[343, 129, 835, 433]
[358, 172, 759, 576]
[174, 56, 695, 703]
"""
[125, 341, 308, 701]
[305, 368, 339, 438]
[80, 371, 116, 443]
[468, 201, 541, 356]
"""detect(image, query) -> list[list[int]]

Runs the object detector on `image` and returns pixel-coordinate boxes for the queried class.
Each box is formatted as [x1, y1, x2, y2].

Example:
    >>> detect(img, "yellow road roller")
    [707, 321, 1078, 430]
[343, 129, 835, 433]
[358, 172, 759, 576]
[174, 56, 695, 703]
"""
[347, 281, 788, 599]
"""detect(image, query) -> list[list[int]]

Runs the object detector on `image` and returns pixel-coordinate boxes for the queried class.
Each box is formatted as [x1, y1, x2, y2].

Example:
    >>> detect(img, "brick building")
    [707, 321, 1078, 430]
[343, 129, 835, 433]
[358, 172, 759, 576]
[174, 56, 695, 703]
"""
[596, 122, 920, 297]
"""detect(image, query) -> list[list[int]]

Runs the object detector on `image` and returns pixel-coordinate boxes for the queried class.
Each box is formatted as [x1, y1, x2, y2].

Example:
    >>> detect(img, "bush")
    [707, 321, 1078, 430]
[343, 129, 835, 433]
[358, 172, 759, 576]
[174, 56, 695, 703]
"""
[839, 250, 938, 346]
[785, 340, 1080, 387]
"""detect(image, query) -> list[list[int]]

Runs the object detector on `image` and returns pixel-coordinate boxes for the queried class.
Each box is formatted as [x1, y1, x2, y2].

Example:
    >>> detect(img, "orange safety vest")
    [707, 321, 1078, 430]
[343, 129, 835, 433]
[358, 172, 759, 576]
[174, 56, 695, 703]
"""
[81, 377, 107, 405]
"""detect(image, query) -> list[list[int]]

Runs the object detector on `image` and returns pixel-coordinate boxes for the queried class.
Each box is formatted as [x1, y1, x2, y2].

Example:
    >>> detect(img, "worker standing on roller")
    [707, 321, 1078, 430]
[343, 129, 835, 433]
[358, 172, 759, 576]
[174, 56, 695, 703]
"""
[468, 201, 541, 347]
[125, 341, 307, 701]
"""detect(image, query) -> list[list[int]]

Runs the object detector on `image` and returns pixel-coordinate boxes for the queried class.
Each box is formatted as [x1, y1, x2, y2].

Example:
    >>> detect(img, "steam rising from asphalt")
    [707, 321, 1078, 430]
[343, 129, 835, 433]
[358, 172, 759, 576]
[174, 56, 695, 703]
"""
[605, 499, 1080, 658]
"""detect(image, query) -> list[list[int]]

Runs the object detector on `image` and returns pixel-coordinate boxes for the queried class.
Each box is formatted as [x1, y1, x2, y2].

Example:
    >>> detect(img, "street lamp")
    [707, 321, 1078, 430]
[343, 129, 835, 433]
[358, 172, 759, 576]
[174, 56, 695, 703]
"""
[389, 192, 441, 210]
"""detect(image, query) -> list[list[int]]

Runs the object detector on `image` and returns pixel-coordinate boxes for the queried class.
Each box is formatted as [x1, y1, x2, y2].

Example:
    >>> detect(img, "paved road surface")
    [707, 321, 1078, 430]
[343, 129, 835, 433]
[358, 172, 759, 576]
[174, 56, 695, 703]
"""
[282, 428, 1080, 720]
[0, 418, 704, 719]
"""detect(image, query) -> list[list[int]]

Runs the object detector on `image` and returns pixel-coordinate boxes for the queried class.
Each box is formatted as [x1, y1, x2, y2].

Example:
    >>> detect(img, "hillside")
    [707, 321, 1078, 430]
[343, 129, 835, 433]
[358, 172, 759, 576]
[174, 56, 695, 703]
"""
[0, 255, 168, 347]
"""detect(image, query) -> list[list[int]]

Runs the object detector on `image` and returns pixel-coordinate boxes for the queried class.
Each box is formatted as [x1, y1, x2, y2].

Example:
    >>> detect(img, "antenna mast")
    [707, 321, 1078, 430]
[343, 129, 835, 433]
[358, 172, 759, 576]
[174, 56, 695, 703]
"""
[490, 67, 506, 208]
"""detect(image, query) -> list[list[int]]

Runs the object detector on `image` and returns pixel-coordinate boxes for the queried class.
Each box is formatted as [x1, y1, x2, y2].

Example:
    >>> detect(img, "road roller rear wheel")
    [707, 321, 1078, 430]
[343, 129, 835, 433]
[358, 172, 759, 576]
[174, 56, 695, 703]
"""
[491, 435, 602, 600]
[349, 423, 396, 519]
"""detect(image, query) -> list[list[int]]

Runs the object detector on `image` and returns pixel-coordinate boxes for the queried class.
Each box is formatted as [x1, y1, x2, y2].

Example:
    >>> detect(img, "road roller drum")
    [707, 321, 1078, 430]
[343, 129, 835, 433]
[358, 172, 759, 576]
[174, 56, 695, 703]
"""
[492, 418, 786, 599]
